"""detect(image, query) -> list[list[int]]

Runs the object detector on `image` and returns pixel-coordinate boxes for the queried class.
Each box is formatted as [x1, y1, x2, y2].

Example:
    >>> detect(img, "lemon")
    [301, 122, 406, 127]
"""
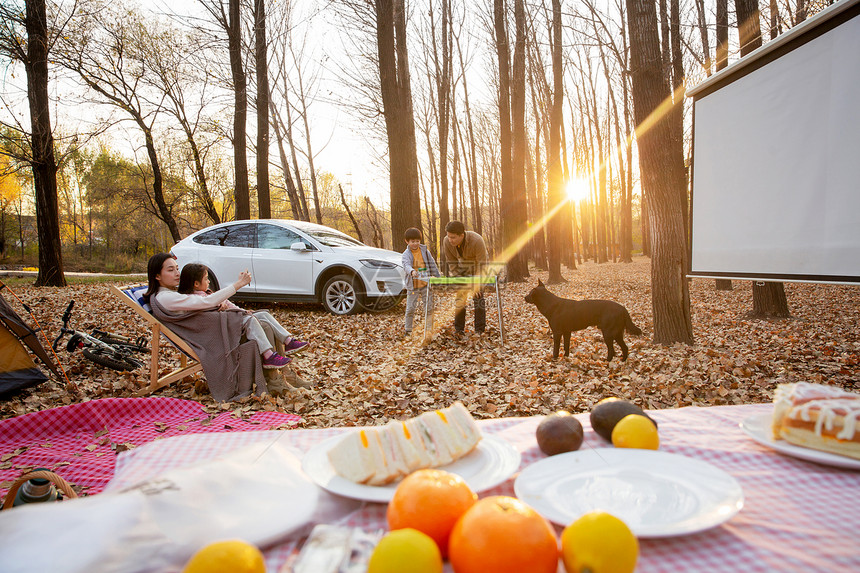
[182, 539, 265, 573]
[611, 414, 659, 449]
[368, 528, 443, 573]
[561, 511, 638, 573]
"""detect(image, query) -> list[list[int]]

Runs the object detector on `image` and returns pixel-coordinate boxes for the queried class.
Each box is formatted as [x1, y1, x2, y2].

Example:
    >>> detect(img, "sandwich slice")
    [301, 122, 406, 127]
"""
[326, 428, 386, 484]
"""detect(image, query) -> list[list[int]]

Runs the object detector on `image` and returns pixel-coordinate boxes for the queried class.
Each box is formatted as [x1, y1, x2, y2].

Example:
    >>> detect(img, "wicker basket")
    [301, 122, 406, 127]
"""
[2, 469, 78, 509]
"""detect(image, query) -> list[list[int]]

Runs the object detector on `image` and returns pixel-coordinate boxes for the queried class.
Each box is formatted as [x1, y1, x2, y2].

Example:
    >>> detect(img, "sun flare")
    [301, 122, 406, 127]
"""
[565, 178, 591, 202]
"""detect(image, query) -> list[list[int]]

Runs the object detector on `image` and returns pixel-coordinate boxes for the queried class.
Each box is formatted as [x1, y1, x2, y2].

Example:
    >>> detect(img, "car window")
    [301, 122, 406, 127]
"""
[306, 230, 364, 247]
[257, 224, 309, 250]
[193, 224, 256, 248]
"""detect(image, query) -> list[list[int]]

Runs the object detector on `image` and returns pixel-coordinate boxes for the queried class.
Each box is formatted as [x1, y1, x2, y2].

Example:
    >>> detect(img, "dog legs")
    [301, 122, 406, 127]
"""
[602, 330, 617, 361]
[617, 336, 629, 361]
[563, 332, 571, 357]
[552, 331, 563, 359]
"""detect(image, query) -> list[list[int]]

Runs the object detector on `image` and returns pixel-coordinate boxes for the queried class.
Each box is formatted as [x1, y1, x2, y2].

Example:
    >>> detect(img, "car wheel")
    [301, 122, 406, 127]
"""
[322, 274, 361, 315]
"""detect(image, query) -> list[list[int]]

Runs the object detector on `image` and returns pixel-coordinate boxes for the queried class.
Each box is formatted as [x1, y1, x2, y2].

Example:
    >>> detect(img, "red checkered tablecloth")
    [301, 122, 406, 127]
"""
[91, 403, 860, 572]
[0, 397, 301, 499]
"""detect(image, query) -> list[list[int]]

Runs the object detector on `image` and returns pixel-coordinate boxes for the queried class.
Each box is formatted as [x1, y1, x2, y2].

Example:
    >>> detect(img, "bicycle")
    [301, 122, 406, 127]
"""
[52, 300, 149, 372]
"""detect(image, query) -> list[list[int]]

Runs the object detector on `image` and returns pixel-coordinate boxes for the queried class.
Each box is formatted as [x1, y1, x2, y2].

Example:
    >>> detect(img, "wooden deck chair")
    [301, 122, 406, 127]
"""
[110, 285, 204, 396]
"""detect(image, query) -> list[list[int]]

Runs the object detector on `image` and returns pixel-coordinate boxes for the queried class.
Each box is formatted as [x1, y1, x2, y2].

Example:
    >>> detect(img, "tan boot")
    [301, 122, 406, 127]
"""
[264, 369, 293, 396]
[283, 367, 314, 389]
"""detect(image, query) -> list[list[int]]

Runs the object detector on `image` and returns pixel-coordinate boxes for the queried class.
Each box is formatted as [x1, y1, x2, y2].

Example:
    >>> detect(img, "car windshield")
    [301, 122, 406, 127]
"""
[304, 229, 365, 248]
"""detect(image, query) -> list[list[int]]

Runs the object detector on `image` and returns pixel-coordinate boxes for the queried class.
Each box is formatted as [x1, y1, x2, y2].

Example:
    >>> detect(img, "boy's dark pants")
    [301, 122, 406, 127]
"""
[454, 290, 486, 333]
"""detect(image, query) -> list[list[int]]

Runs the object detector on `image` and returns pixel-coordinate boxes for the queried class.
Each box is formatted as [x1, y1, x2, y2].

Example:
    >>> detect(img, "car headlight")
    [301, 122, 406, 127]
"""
[360, 259, 398, 269]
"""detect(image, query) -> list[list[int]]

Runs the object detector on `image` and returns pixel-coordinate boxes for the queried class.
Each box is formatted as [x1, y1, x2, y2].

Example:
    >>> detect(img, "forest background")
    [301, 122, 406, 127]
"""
[0, 0, 838, 341]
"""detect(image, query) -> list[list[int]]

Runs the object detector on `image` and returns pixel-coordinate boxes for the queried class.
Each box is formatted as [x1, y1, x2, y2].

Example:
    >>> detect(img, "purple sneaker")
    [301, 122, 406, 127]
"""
[262, 353, 291, 369]
[283, 339, 309, 355]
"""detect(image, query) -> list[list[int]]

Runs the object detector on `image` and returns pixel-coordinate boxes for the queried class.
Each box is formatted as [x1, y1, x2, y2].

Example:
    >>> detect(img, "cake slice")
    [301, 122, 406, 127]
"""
[772, 382, 860, 439]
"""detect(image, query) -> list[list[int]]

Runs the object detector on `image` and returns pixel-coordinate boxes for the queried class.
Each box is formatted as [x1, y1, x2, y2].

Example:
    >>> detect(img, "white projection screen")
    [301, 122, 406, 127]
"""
[688, 0, 860, 284]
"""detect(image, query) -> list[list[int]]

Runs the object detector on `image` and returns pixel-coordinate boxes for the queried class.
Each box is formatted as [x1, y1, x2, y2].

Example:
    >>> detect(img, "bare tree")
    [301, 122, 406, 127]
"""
[57, 6, 183, 243]
[196, 0, 250, 220]
[0, 0, 66, 286]
[376, 0, 422, 247]
[254, 0, 270, 218]
[338, 183, 364, 242]
[545, 0, 565, 283]
[140, 25, 222, 225]
[625, 0, 693, 344]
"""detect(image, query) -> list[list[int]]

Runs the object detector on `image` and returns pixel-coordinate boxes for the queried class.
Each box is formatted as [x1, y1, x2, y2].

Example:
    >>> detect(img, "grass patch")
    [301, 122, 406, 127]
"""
[0, 274, 145, 289]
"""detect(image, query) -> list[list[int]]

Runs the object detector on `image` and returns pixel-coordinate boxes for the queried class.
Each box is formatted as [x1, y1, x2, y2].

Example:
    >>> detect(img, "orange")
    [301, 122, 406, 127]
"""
[386, 469, 477, 557]
[448, 495, 559, 573]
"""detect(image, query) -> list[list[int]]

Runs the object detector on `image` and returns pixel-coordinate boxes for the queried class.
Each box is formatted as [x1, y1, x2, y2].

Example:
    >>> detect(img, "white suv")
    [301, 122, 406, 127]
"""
[169, 220, 406, 315]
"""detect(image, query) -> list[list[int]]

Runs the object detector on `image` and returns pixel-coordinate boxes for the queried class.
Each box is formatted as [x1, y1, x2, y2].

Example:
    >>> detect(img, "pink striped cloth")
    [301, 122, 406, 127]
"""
[0, 397, 301, 499]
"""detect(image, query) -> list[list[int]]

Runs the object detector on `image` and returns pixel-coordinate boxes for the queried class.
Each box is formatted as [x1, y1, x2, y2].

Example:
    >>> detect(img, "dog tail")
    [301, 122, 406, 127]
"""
[625, 310, 643, 336]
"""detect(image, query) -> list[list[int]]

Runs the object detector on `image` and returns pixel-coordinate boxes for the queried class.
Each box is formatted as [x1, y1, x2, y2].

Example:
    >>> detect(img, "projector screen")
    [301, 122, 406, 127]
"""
[688, 0, 860, 284]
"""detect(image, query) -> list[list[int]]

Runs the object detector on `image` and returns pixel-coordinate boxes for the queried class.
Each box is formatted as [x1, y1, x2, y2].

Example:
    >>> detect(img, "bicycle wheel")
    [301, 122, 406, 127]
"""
[82, 348, 143, 371]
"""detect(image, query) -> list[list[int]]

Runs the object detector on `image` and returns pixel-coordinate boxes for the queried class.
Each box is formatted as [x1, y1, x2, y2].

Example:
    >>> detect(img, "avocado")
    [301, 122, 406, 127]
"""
[589, 398, 657, 442]
[536, 411, 584, 455]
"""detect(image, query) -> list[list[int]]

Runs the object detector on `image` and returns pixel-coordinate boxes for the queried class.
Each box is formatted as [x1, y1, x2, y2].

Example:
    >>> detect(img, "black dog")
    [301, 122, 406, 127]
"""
[524, 279, 642, 361]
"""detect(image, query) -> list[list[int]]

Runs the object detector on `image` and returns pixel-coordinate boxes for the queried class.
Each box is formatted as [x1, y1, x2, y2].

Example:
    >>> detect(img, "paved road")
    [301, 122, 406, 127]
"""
[0, 270, 145, 279]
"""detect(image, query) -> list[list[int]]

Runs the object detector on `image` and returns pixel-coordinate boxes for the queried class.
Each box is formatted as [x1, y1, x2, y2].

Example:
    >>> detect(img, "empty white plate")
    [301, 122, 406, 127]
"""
[514, 448, 743, 537]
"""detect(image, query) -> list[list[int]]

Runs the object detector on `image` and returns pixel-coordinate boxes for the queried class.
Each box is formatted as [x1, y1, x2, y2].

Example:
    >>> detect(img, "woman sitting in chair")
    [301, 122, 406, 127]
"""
[142, 253, 289, 401]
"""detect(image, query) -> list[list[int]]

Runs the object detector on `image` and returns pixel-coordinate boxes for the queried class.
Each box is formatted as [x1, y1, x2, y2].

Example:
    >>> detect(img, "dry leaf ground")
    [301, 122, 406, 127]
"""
[2, 256, 858, 427]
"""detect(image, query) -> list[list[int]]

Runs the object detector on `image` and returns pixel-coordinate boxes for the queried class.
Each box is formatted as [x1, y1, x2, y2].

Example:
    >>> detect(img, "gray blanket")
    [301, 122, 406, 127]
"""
[150, 294, 267, 402]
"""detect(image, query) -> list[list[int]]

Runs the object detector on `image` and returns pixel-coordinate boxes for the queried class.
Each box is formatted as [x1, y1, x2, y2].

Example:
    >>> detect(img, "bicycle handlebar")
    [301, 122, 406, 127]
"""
[61, 300, 74, 327]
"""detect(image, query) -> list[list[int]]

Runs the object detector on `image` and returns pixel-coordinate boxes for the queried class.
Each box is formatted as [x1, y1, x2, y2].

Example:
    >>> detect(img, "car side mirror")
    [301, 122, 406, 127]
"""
[290, 242, 309, 252]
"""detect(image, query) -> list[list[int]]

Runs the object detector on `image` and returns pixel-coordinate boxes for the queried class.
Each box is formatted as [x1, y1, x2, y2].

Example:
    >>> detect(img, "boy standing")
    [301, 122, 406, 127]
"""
[401, 227, 441, 336]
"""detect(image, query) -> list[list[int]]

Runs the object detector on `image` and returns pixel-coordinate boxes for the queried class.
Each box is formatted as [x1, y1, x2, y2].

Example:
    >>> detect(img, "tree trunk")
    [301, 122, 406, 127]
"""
[670, 0, 688, 255]
[143, 127, 182, 243]
[432, 0, 451, 234]
[546, 0, 565, 284]
[734, 0, 763, 55]
[269, 102, 304, 220]
[283, 92, 311, 221]
[506, 0, 529, 281]
[454, 22, 481, 235]
[750, 282, 791, 318]
[716, 0, 728, 71]
[694, 0, 711, 76]
[795, 0, 807, 25]
[339, 184, 363, 243]
[377, 0, 421, 249]
[769, 0, 781, 39]
[26, 0, 65, 287]
[254, 0, 271, 219]
[626, 0, 693, 344]
[229, 0, 250, 220]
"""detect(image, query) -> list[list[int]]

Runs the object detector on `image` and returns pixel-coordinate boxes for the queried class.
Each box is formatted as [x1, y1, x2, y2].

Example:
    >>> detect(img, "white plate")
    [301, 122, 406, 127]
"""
[514, 449, 743, 538]
[302, 434, 521, 503]
[740, 413, 860, 470]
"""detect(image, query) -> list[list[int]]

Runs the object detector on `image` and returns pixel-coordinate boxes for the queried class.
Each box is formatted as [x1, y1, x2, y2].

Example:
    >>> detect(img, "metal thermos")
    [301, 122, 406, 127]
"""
[12, 470, 60, 506]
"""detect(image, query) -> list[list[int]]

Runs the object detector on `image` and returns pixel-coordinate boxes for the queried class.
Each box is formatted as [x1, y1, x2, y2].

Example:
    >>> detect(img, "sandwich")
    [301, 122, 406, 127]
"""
[327, 402, 483, 485]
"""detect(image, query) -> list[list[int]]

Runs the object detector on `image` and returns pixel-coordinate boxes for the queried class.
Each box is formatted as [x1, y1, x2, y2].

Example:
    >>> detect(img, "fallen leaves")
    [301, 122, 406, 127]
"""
[1, 257, 858, 429]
